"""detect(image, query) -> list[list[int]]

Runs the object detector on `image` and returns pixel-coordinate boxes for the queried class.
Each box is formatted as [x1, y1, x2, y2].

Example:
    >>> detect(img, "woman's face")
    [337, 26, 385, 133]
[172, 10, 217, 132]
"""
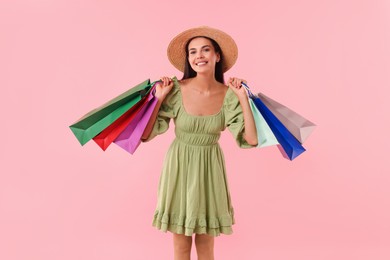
[187, 37, 220, 74]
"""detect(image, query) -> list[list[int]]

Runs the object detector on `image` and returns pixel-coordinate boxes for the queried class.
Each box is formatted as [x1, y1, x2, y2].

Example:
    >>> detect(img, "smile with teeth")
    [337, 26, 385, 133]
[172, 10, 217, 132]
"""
[196, 61, 208, 66]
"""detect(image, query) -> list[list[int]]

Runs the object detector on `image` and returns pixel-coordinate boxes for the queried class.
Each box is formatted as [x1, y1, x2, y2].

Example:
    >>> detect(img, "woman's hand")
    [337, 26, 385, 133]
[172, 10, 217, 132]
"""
[155, 76, 174, 101]
[227, 77, 248, 99]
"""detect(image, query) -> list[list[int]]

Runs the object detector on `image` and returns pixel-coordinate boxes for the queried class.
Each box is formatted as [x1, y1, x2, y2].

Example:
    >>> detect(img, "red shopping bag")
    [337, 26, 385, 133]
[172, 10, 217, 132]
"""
[92, 88, 153, 151]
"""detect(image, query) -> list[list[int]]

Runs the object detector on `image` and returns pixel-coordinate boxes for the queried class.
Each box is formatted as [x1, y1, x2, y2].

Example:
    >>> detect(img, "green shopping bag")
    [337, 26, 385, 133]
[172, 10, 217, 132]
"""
[69, 79, 151, 145]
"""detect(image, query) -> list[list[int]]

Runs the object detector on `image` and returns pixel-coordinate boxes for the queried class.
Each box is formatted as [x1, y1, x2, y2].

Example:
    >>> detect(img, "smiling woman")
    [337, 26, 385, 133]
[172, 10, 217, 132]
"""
[140, 26, 258, 259]
[185, 37, 222, 81]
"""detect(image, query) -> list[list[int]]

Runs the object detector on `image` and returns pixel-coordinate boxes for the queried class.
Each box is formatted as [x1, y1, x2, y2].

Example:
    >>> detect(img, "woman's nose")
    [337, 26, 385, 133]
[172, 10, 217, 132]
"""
[196, 52, 204, 58]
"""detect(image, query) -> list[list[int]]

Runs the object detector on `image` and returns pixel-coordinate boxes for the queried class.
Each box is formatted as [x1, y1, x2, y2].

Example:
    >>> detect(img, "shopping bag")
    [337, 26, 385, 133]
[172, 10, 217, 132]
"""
[92, 86, 155, 151]
[242, 83, 306, 160]
[248, 98, 279, 148]
[69, 79, 151, 146]
[114, 85, 158, 154]
[257, 92, 316, 143]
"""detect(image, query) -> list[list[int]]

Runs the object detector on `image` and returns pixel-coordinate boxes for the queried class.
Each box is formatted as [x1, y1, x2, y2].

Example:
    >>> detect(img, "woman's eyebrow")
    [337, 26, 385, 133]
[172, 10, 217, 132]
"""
[189, 45, 211, 51]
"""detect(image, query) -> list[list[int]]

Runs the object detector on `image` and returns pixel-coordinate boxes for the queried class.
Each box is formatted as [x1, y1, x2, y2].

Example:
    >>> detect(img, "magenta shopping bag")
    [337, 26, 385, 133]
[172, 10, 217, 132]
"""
[114, 86, 158, 154]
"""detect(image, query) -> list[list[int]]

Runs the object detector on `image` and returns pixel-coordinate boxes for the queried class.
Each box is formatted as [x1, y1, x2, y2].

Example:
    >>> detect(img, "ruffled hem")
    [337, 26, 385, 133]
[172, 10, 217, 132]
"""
[152, 209, 236, 237]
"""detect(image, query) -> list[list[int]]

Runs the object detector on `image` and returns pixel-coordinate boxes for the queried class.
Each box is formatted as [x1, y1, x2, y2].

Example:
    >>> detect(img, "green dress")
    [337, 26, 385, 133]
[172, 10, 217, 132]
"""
[143, 76, 255, 237]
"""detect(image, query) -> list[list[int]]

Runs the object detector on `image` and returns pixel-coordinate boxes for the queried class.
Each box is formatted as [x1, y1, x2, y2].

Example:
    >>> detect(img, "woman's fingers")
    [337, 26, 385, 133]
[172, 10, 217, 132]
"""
[155, 76, 174, 100]
[160, 77, 165, 86]
[229, 77, 246, 88]
[159, 76, 172, 87]
[159, 76, 174, 90]
[228, 77, 235, 88]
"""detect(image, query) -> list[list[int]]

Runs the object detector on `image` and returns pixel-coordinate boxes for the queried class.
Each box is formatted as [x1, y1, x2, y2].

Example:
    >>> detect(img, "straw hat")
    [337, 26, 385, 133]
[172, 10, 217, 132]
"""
[167, 26, 238, 73]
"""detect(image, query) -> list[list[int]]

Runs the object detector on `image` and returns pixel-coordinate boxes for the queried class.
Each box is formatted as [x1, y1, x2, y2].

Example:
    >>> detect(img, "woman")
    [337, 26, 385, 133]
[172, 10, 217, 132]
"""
[141, 26, 258, 260]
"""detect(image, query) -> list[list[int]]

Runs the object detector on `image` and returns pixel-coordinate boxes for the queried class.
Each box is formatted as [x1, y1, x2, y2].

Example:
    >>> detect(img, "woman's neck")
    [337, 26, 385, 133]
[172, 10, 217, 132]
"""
[191, 73, 219, 91]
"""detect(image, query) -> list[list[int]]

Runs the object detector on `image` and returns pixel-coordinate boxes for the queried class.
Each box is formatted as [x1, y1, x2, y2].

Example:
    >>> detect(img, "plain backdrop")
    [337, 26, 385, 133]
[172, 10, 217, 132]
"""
[1, 0, 390, 259]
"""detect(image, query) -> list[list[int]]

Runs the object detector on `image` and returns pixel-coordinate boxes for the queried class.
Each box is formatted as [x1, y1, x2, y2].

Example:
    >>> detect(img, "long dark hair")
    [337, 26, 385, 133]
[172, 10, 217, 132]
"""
[181, 36, 225, 84]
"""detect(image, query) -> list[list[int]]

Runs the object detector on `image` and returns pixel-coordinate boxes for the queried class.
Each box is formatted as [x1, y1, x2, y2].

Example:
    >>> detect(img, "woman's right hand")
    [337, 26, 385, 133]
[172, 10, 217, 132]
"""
[155, 76, 174, 101]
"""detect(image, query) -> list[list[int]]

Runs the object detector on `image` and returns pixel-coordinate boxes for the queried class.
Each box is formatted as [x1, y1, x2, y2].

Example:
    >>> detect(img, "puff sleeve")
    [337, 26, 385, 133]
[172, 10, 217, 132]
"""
[224, 89, 256, 148]
[141, 77, 180, 142]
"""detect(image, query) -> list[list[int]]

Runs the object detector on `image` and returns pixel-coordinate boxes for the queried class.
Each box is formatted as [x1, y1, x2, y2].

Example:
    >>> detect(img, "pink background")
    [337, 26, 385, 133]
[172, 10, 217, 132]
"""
[1, 0, 390, 259]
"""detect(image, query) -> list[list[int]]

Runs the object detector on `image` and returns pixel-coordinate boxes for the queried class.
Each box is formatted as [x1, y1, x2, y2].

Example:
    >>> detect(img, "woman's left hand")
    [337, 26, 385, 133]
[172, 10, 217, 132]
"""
[227, 77, 248, 99]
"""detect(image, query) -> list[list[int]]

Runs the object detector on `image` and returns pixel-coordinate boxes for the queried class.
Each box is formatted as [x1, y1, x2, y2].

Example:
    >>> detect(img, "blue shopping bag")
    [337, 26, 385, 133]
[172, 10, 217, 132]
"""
[242, 83, 306, 160]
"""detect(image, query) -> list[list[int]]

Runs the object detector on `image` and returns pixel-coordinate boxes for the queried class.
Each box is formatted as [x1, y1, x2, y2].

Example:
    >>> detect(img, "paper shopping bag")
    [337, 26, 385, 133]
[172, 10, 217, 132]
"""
[242, 83, 306, 160]
[251, 96, 306, 160]
[257, 92, 316, 143]
[69, 79, 151, 145]
[114, 86, 158, 154]
[92, 86, 154, 151]
[248, 98, 279, 148]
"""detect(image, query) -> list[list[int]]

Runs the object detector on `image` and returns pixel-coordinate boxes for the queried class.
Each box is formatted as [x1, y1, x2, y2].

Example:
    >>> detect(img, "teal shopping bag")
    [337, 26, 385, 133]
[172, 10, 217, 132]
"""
[248, 98, 279, 148]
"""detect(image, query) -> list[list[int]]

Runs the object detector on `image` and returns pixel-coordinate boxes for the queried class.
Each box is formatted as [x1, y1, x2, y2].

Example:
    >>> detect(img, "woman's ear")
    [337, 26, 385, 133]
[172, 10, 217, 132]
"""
[217, 53, 221, 62]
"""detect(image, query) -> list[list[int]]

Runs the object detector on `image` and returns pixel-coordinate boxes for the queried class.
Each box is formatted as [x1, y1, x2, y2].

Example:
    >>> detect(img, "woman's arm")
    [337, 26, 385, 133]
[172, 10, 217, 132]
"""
[228, 77, 258, 146]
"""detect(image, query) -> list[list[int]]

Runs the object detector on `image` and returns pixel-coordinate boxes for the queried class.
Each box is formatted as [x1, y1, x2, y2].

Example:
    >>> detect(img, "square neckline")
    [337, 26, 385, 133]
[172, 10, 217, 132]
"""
[174, 78, 230, 118]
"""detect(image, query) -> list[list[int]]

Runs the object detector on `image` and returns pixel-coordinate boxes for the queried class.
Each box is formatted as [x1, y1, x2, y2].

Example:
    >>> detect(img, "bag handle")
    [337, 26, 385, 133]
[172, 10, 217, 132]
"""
[241, 82, 256, 98]
[140, 80, 161, 97]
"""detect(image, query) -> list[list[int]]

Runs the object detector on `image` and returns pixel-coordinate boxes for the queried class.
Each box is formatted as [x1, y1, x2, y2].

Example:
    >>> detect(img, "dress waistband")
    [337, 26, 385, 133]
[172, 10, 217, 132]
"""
[175, 129, 220, 146]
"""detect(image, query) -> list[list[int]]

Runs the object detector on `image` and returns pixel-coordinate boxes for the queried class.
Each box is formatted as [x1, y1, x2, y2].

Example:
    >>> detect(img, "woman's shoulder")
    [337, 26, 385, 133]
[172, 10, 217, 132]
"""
[175, 77, 191, 89]
[223, 84, 241, 111]
[162, 76, 181, 106]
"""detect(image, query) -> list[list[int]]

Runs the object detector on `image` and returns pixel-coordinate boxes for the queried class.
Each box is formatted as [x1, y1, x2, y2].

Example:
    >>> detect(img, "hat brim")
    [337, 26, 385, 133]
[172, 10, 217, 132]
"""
[167, 26, 238, 73]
